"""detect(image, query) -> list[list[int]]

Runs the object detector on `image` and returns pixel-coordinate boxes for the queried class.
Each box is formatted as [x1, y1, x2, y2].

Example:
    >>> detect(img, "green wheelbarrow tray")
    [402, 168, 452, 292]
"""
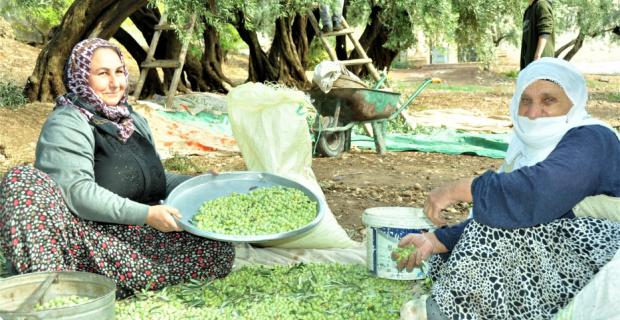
[307, 87, 401, 123]
[308, 78, 438, 157]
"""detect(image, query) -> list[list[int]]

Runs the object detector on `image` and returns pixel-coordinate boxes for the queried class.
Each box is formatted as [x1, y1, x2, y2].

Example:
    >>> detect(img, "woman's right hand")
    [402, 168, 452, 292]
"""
[393, 233, 435, 272]
[145, 205, 182, 232]
[424, 185, 454, 226]
[424, 177, 474, 226]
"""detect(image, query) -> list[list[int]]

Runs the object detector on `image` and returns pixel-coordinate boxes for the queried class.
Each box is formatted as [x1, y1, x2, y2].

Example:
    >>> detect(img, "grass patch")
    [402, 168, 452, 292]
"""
[591, 92, 620, 103]
[0, 81, 28, 109]
[163, 153, 203, 175]
[502, 69, 519, 80]
[427, 83, 493, 93]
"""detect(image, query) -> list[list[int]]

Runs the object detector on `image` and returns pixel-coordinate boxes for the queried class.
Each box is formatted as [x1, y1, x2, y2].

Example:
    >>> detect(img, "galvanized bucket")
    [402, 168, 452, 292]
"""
[0, 271, 116, 320]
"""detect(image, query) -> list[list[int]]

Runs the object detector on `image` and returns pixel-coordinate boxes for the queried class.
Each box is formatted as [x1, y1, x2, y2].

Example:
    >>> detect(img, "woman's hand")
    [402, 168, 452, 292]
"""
[423, 178, 474, 226]
[146, 205, 182, 232]
[393, 233, 435, 272]
[424, 185, 454, 226]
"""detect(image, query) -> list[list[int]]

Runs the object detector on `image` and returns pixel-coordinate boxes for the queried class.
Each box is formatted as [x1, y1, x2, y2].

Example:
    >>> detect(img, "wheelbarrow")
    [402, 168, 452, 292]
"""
[308, 77, 440, 157]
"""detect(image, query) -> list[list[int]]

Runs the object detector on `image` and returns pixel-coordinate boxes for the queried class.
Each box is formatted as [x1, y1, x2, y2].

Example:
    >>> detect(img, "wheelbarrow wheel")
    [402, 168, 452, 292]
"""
[315, 116, 345, 157]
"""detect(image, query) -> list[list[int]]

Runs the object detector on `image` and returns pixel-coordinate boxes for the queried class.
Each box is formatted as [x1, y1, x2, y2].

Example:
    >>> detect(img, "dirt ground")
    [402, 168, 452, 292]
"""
[1, 36, 618, 242]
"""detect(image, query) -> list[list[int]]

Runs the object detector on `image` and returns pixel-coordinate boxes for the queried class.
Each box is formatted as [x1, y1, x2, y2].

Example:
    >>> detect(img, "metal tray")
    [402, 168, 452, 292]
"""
[164, 171, 326, 243]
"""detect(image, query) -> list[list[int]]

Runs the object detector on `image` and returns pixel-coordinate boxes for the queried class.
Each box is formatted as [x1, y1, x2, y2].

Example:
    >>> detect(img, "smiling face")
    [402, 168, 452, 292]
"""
[88, 47, 126, 106]
[518, 80, 573, 119]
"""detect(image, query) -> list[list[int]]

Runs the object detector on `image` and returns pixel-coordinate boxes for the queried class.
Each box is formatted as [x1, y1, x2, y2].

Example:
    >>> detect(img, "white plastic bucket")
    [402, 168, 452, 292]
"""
[362, 207, 435, 280]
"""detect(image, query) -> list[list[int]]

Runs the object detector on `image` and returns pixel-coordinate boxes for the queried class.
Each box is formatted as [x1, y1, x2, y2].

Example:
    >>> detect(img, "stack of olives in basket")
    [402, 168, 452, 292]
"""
[192, 186, 316, 236]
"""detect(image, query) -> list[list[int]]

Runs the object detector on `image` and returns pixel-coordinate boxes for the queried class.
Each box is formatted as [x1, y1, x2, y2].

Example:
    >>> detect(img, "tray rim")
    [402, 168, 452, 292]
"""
[164, 171, 326, 243]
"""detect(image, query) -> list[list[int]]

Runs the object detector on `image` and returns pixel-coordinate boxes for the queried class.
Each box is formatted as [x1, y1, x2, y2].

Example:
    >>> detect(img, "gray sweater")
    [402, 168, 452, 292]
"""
[35, 105, 187, 226]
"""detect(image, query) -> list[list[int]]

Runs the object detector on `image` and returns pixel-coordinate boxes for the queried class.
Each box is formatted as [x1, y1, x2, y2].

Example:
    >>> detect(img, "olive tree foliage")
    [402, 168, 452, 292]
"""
[0, 0, 72, 43]
[433, 0, 619, 66]
[341, 0, 456, 75]
[158, 0, 333, 88]
[553, 0, 620, 60]
[25, 0, 150, 102]
[450, 0, 523, 66]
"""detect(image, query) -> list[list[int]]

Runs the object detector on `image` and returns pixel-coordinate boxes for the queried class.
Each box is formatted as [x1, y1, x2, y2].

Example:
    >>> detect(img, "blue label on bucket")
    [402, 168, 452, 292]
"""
[368, 226, 430, 280]
[378, 226, 429, 239]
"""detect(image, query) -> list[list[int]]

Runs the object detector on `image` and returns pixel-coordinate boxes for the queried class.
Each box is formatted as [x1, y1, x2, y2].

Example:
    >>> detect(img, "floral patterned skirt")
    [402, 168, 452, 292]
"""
[0, 165, 235, 298]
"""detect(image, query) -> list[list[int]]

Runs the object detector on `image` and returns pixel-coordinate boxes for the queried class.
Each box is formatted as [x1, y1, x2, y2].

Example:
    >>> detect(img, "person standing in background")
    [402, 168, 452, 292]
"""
[320, 0, 345, 33]
[521, 0, 555, 69]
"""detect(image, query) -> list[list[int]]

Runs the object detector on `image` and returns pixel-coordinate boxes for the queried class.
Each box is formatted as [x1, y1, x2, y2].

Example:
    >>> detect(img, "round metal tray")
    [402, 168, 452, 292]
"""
[164, 171, 326, 243]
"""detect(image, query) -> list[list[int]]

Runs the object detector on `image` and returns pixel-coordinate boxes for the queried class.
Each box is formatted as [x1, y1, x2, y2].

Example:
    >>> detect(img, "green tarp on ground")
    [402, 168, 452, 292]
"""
[351, 130, 509, 159]
[156, 106, 509, 159]
[159, 110, 234, 136]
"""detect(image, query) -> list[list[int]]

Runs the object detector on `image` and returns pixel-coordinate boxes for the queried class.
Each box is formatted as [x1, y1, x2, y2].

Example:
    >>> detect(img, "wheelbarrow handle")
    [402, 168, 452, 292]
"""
[389, 77, 439, 119]
[372, 72, 389, 89]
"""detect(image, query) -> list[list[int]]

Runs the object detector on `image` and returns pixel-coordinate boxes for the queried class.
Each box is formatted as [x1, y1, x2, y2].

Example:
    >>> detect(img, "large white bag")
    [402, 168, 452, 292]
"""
[552, 248, 620, 320]
[226, 82, 358, 249]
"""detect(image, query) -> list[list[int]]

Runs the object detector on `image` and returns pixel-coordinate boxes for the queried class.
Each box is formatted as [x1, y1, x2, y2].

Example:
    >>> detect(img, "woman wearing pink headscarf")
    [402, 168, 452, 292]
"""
[0, 38, 234, 297]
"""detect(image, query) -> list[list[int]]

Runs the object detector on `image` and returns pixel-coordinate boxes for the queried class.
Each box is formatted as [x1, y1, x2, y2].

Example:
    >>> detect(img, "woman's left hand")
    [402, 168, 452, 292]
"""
[146, 205, 182, 232]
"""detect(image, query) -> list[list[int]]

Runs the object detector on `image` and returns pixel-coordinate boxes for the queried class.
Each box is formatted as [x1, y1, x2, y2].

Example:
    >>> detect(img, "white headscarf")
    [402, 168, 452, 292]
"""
[503, 57, 620, 171]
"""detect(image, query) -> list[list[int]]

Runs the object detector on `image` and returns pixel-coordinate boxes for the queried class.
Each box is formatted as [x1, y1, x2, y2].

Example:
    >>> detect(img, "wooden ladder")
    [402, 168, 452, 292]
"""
[308, 11, 422, 154]
[132, 13, 196, 110]
[307, 13, 381, 81]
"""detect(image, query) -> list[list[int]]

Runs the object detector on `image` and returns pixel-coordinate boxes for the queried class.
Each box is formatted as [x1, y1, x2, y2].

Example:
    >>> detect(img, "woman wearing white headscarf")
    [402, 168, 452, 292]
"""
[396, 58, 620, 319]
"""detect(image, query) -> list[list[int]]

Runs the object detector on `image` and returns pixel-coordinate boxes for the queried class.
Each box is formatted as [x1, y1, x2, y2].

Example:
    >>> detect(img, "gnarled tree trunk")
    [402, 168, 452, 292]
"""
[233, 9, 278, 83]
[25, 0, 148, 102]
[234, 10, 311, 88]
[193, 0, 234, 93]
[125, 6, 166, 98]
[555, 27, 616, 61]
[269, 16, 311, 88]
[348, 5, 398, 77]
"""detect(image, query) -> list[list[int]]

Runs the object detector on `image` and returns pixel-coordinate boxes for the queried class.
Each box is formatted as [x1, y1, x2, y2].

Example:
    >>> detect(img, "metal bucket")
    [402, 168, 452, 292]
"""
[0, 271, 116, 320]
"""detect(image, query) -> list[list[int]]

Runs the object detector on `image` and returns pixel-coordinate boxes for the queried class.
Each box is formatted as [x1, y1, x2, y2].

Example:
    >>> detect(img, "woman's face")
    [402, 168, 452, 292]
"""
[88, 48, 126, 106]
[518, 80, 572, 119]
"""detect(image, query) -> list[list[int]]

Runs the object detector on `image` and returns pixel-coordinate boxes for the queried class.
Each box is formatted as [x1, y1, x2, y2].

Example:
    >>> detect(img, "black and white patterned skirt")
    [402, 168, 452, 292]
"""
[429, 218, 620, 319]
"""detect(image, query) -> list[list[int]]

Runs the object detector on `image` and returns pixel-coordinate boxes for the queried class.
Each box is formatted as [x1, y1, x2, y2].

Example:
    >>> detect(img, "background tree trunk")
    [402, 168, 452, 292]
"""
[234, 11, 311, 88]
[25, 0, 148, 102]
[196, 0, 234, 92]
[126, 6, 166, 98]
[556, 27, 615, 61]
[348, 5, 398, 77]
[233, 10, 278, 83]
[269, 16, 311, 88]
[292, 13, 315, 68]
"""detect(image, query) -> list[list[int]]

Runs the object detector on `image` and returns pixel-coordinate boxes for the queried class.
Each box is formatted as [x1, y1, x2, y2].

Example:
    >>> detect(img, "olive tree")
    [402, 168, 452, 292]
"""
[554, 0, 620, 60]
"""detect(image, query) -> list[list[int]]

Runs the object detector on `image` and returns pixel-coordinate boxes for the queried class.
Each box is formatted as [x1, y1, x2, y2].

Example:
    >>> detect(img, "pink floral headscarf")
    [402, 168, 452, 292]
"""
[57, 38, 135, 143]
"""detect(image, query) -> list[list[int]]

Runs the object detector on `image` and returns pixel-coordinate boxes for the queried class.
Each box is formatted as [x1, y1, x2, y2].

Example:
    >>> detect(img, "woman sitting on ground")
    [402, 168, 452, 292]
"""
[396, 57, 620, 319]
[0, 38, 234, 298]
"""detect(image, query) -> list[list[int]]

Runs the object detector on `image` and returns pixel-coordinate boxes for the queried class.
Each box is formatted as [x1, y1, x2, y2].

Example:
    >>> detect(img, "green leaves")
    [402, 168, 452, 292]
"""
[0, 81, 28, 109]
[116, 263, 416, 319]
